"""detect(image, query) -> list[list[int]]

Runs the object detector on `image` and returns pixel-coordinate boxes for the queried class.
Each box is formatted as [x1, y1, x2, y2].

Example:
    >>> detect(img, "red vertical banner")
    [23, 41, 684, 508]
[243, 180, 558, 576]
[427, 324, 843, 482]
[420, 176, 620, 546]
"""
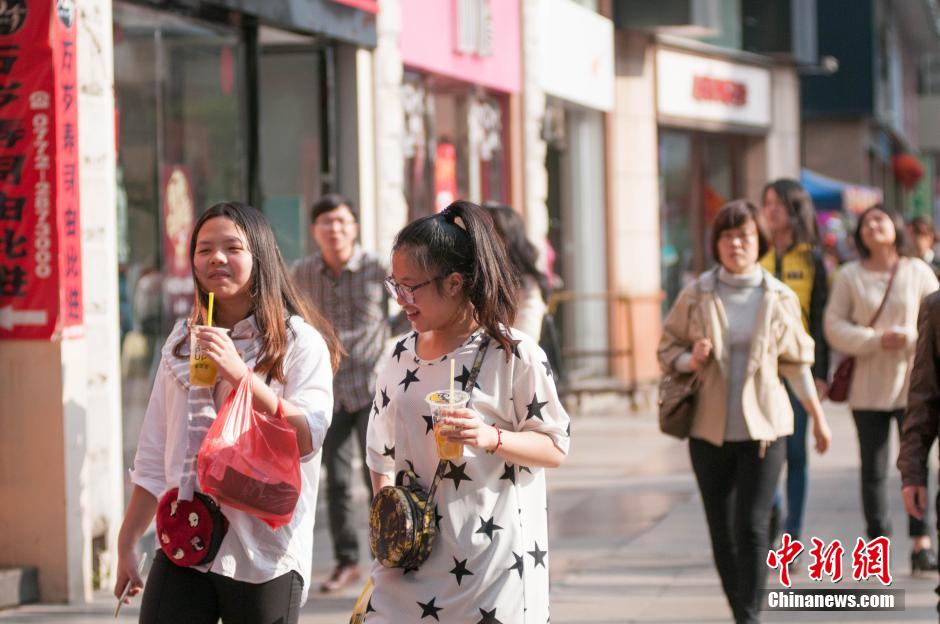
[0, 1, 82, 340]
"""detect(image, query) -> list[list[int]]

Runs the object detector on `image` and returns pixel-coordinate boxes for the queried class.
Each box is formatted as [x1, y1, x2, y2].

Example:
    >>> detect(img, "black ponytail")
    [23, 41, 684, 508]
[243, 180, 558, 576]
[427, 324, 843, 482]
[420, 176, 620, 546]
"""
[393, 200, 518, 357]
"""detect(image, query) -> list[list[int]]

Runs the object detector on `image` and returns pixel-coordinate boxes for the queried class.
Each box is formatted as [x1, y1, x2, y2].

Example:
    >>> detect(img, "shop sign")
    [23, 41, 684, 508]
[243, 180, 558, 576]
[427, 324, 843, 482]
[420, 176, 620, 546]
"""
[0, 2, 82, 340]
[536, 0, 614, 111]
[657, 48, 770, 128]
[161, 165, 195, 321]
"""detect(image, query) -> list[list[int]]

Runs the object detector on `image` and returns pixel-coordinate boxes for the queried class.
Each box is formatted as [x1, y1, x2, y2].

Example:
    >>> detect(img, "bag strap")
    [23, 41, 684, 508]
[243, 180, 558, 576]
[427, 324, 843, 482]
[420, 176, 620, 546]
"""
[424, 334, 492, 510]
[867, 261, 900, 327]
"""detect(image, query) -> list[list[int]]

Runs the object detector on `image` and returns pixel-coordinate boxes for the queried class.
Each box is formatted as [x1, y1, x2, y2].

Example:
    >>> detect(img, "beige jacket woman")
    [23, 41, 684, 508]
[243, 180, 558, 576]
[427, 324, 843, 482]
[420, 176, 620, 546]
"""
[823, 257, 939, 410]
[658, 268, 816, 446]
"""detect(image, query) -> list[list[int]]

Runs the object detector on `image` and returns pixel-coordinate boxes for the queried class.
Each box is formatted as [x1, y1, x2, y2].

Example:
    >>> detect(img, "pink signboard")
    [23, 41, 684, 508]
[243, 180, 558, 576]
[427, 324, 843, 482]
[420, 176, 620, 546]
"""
[400, 0, 521, 93]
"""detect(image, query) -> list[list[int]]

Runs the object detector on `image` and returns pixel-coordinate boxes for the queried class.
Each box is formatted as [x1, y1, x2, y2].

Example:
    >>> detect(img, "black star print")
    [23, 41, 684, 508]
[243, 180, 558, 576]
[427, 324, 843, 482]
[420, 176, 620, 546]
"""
[542, 360, 552, 379]
[443, 461, 473, 490]
[402, 565, 419, 575]
[453, 365, 482, 391]
[382, 444, 395, 459]
[399, 368, 421, 392]
[476, 515, 503, 540]
[499, 463, 516, 485]
[371, 401, 378, 417]
[525, 393, 548, 421]
[392, 338, 408, 362]
[566, 421, 571, 437]
[418, 597, 443, 620]
[366, 597, 375, 613]
[477, 607, 505, 624]
[381, 387, 390, 408]
[434, 505, 443, 530]
[496, 338, 522, 359]
[450, 556, 474, 586]
[520, 466, 532, 474]
[528, 542, 547, 568]
[509, 551, 524, 578]
[423, 414, 434, 434]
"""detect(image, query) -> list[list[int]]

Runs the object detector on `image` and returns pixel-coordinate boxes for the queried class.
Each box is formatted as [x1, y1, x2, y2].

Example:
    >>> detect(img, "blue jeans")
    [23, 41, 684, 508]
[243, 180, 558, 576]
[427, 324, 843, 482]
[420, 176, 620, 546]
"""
[772, 384, 809, 539]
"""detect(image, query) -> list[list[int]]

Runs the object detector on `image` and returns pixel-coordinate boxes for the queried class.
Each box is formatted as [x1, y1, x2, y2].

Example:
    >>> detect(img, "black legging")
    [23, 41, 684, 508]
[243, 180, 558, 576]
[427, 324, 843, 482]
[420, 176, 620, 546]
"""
[690, 437, 785, 624]
[139, 550, 303, 624]
[852, 409, 929, 538]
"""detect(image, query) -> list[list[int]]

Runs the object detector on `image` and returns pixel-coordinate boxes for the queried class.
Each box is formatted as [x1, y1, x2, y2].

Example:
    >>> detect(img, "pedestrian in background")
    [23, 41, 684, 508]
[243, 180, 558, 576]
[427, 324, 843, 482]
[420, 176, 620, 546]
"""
[484, 203, 550, 340]
[116, 202, 340, 622]
[824, 204, 939, 573]
[367, 200, 569, 623]
[909, 215, 940, 278]
[899, 290, 940, 592]
[292, 194, 395, 593]
[759, 178, 830, 547]
[659, 200, 831, 624]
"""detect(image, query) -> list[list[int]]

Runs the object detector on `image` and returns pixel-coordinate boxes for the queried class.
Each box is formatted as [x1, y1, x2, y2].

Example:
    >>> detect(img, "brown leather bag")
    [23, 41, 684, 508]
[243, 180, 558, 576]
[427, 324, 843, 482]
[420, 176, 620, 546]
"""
[828, 263, 899, 403]
[658, 280, 703, 439]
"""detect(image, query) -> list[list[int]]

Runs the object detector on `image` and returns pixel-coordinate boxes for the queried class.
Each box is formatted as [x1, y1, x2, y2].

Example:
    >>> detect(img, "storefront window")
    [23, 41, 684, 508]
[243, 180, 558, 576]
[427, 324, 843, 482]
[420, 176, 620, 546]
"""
[659, 129, 741, 311]
[403, 72, 509, 219]
[114, 2, 246, 475]
[258, 32, 328, 263]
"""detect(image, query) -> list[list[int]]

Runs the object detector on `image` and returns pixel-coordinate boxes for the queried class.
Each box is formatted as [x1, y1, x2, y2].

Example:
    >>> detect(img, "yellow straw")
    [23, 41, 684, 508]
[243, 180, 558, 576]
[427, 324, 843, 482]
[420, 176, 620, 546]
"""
[207, 292, 215, 327]
[449, 358, 456, 405]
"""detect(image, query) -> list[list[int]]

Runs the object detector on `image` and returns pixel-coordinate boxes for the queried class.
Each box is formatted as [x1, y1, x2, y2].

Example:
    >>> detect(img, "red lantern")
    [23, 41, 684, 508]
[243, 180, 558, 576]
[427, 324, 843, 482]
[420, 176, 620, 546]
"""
[892, 154, 925, 190]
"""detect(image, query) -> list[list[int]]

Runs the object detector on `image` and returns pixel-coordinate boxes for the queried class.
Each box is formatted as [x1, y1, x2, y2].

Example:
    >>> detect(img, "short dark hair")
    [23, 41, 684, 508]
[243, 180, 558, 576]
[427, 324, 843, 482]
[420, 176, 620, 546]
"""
[910, 215, 936, 237]
[711, 199, 770, 263]
[854, 204, 913, 258]
[311, 193, 357, 223]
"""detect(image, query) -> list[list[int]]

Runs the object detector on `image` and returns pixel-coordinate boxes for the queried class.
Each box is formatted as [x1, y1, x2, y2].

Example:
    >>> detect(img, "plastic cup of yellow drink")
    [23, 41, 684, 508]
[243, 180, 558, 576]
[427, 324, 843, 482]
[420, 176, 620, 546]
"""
[189, 326, 218, 386]
[426, 390, 470, 461]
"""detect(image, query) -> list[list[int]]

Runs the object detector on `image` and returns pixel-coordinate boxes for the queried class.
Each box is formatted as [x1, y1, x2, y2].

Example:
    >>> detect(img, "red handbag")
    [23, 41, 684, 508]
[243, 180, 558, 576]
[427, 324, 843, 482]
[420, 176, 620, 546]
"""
[828, 263, 898, 403]
[155, 487, 228, 567]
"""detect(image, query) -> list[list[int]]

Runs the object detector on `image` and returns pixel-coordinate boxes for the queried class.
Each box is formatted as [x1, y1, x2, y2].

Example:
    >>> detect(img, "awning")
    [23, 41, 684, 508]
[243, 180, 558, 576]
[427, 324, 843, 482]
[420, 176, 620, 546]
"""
[800, 169, 883, 214]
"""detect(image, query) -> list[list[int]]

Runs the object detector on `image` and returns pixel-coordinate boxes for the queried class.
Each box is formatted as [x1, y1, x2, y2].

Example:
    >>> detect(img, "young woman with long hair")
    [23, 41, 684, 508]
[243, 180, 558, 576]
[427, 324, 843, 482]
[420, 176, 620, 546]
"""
[824, 204, 940, 573]
[659, 200, 831, 624]
[114, 202, 341, 623]
[759, 178, 830, 545]
[484, 203, 550, 340]
[365, 200, 570, 622]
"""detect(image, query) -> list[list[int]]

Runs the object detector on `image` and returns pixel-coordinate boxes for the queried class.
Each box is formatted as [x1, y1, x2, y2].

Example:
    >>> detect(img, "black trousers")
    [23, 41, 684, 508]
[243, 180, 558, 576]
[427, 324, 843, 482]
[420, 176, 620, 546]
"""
[852, 409, 929, 538]
[690, 437, 785, 624]
[322, 404, 373, 565]
[139, 550, 303, 624]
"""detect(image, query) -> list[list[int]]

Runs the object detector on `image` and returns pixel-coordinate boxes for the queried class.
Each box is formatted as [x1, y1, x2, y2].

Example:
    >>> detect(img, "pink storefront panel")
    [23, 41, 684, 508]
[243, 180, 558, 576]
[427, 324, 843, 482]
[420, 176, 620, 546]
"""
[400, 0, 521, 93]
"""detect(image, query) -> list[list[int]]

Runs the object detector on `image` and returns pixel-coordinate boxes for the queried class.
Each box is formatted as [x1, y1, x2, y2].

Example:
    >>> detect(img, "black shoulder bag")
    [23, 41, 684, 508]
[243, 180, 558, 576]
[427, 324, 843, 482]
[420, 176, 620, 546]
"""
[368, 335, 491, 569]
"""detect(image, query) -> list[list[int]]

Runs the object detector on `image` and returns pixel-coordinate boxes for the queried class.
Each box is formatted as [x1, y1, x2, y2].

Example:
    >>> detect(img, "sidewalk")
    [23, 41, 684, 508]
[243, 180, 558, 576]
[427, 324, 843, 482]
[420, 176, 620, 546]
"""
[1, 400, 936, 622]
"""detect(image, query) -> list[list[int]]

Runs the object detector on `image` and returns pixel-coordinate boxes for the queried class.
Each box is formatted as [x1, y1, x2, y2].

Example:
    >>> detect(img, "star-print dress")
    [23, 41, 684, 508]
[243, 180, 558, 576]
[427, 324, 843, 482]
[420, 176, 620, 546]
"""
[365, 328, 570, 624]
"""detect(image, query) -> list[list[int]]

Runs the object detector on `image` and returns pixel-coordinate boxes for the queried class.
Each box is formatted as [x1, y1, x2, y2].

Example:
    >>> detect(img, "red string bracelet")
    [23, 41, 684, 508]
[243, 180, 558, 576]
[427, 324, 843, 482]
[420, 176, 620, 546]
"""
[487, 425, 502, 454]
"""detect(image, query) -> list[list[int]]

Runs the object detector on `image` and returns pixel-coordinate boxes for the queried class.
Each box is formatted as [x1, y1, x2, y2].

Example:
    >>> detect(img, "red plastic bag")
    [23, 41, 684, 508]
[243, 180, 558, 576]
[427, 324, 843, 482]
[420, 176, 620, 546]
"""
[197, 372, 302, 529]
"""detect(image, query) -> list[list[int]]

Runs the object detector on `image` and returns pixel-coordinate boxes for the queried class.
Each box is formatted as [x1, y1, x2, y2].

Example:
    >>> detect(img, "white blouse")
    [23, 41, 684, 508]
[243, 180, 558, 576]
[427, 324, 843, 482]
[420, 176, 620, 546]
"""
[130, 315, 333, 605]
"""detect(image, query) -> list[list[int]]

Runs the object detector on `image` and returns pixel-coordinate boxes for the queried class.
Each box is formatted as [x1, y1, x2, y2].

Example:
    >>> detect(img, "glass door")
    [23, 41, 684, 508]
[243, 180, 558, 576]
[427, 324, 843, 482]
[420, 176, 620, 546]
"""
[114, 2, 247, 476]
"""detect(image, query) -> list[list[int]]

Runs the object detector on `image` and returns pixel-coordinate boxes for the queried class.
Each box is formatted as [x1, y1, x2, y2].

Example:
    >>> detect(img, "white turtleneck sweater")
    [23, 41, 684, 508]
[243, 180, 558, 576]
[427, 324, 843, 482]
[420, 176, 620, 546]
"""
[717, 267, 814, 441]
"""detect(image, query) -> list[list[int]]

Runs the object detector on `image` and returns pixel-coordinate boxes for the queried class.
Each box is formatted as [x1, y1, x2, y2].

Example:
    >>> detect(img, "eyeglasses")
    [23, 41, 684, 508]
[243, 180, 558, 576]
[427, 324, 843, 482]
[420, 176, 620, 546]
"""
[718, 230, 758, 244]
[384, 275, 442, 305]
[315, 217, 356, 230]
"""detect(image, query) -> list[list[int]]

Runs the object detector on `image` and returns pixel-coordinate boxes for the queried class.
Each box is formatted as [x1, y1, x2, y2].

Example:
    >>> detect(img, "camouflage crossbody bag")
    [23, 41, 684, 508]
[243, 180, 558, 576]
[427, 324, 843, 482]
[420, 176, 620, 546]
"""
[368, 336, 490, 569]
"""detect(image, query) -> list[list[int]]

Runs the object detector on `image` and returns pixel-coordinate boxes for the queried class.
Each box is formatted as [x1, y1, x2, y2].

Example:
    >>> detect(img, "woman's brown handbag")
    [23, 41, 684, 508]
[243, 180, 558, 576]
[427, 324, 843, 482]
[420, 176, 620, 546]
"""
[368, 336, 491, 570]
[658, 372, 700, 439]
[828, 263, 899, 403]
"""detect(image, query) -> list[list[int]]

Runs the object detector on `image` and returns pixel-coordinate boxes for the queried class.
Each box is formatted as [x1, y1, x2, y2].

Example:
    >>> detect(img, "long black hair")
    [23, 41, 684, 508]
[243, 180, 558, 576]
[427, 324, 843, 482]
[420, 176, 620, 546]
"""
[393, 200, 517, 356]
[762, 178, 819, 247]
[174, 202, 342, 377]
[484, 203, 550, 303]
